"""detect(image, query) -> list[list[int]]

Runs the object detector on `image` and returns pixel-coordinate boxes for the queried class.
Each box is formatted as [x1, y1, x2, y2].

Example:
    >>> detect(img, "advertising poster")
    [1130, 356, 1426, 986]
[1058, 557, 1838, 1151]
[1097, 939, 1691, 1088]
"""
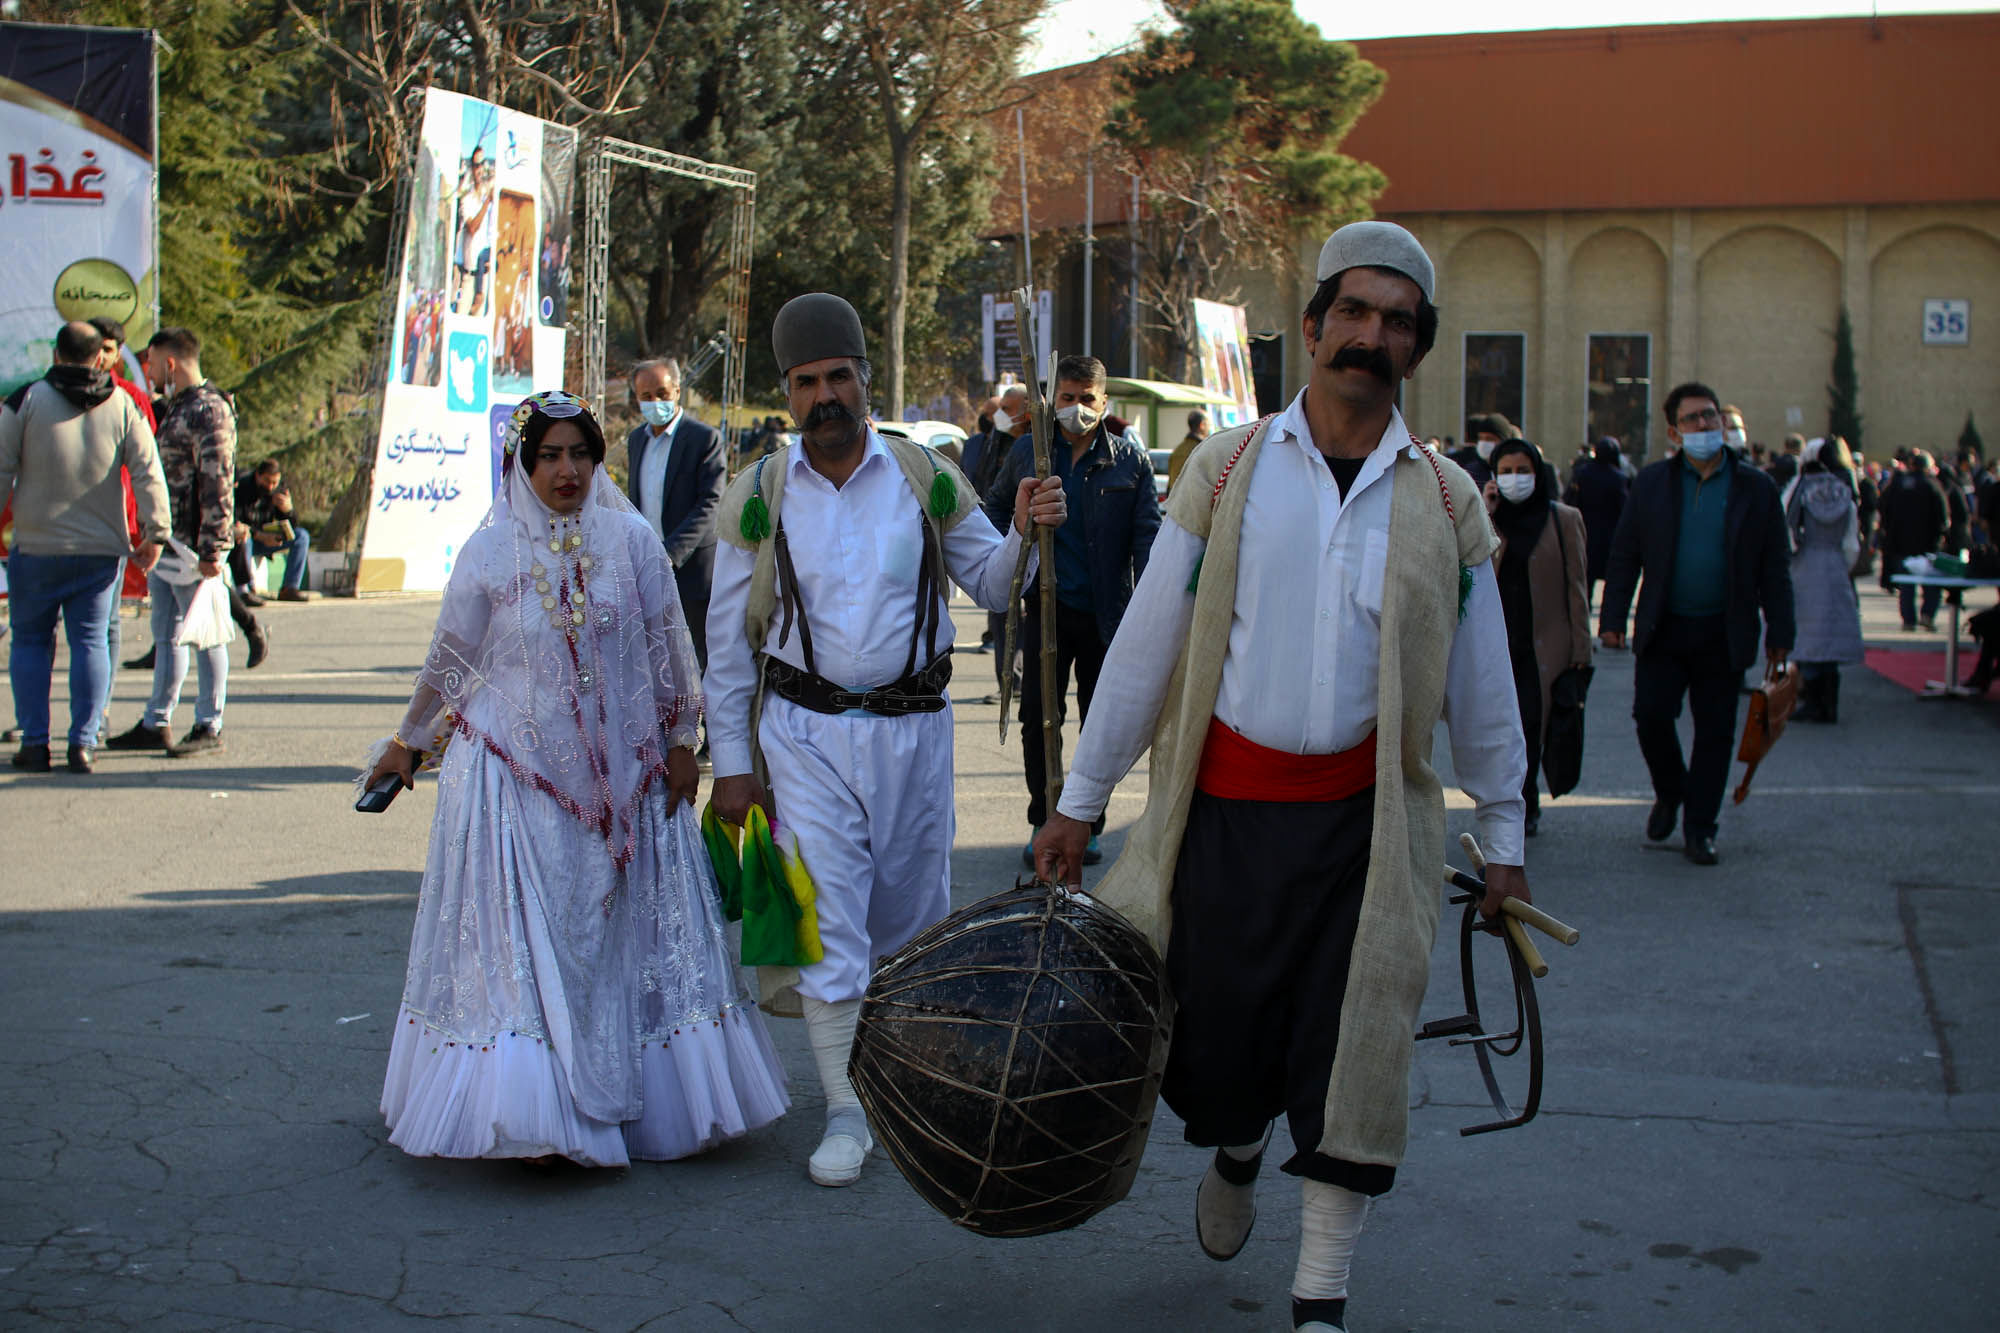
[1191, 298, 1257, 429]
[980, 289, 1053, 386]
[366, 89, 574, 591]
[0, 22, 156, 397]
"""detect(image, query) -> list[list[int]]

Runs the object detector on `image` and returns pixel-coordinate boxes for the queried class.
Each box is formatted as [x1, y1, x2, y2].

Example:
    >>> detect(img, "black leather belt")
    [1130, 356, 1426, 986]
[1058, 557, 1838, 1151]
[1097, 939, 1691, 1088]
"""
[763, 651, 954, 716]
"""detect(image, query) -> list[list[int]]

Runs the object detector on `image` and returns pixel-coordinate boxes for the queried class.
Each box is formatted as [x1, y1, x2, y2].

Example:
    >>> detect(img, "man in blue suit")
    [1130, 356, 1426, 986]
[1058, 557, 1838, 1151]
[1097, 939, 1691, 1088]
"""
[625, 357, 727, 669]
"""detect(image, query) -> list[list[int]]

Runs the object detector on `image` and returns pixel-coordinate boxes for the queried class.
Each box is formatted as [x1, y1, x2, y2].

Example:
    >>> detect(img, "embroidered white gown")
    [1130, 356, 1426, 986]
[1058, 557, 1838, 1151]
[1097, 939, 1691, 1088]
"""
[379, 452, 788, 1165]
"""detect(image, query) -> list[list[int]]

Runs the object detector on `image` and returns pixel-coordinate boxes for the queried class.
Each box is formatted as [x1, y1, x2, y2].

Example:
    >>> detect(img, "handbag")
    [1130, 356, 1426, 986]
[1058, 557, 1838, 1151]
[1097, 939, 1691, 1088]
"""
[1732, 662, 1799, 804]
[1540, 664, 1593, 799]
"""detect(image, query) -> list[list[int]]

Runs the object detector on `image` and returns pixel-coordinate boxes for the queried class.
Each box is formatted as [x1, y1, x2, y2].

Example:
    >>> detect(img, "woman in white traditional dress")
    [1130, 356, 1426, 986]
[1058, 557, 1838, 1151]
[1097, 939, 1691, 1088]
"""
[367, 389, 788, 1166]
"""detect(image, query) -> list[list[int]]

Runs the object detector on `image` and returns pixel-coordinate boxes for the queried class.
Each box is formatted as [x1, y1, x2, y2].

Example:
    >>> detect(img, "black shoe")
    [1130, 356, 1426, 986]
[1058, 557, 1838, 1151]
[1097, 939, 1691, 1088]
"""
[168, 724, 224, 758]
[124, 646, 156, 670]
[238, 588, 267, 608]
[1920, 618, 1938, 633]
[66, 745, 94, 774]
[1684, 835, 1719, 866]
[106, 721, 169, 750]
[11, 743, 51, 772]
[246, 624, 269, 670]
[1524, 816, 1540, 837]
[1646, 799, 1678, 842]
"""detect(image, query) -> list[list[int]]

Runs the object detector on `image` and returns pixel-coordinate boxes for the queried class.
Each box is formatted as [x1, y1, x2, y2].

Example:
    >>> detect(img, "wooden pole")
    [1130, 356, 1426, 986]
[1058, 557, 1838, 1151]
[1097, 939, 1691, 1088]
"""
[1014, 287, 1063, 825]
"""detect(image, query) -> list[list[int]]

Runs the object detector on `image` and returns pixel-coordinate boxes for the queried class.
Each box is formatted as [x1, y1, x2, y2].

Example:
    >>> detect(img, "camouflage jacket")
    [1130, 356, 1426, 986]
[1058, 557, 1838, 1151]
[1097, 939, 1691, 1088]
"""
[156, 381, 236, 559]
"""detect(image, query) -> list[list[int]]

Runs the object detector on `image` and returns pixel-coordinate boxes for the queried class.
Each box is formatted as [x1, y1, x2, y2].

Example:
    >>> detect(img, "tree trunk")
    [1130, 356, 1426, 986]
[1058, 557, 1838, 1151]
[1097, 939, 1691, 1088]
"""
[885, 128, 912, 419]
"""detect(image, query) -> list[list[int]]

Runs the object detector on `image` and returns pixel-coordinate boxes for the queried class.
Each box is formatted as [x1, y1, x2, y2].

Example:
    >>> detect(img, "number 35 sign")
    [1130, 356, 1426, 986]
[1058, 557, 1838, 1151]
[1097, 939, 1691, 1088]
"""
[1923, 299, 1969, 346]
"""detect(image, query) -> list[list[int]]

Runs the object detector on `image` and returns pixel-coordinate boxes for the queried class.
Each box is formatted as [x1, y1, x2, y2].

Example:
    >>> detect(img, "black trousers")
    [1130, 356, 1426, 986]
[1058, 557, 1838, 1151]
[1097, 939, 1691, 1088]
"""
[1161, 787, 1396, 1197]
[1018, 599, 1106, 830]
[1633, 613, 1740, 840]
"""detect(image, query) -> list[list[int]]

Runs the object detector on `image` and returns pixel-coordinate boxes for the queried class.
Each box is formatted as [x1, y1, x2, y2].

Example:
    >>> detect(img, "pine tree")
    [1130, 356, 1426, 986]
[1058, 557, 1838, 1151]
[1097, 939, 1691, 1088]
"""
[1959, 412, 1984, 463]
[1828, 305, 1863, 452]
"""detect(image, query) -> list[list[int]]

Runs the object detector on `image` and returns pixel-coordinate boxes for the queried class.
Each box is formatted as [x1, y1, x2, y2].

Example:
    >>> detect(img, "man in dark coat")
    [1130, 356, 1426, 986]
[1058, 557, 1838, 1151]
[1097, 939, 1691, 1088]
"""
[1877, 450, 1949, 629]
[1563, 435, 1630, 606]
[625, 357, 727, 669]
[1599, 382, 1794, 866]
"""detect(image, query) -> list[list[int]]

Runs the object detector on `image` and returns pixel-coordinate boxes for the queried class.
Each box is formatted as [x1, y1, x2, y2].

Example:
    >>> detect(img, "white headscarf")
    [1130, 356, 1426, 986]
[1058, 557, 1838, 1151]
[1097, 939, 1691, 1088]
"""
[396, 391, 703, 868]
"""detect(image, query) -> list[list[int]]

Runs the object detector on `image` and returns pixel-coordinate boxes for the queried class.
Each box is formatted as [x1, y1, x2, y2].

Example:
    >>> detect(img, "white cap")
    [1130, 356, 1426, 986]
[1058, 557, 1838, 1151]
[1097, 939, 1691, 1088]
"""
[1315, 220, 1435, 304]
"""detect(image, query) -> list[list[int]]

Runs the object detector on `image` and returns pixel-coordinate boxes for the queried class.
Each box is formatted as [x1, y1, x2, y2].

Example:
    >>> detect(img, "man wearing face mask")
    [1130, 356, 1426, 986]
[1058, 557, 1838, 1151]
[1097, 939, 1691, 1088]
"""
[981, 354, 1160, 866]
[1599, 382, 1794, 866]
[1722, 404, 1750, 457]
[625, 357, 727, 671]
[1450, 413, 1512, 488]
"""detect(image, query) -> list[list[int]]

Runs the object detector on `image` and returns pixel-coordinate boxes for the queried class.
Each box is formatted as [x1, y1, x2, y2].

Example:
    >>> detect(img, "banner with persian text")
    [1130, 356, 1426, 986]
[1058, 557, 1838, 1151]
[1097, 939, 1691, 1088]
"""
[361, 87, 575, 591]
[0, 22, 157, 397]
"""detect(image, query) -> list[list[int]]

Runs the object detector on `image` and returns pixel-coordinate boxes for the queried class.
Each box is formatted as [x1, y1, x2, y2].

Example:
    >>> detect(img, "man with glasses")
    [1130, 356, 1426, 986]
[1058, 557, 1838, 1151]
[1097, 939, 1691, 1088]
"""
[1599, 383, 1794, 865]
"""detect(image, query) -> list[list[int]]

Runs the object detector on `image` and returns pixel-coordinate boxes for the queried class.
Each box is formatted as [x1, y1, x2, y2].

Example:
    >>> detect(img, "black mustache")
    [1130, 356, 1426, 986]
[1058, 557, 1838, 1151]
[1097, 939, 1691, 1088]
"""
[1330, 345, 1394, 382]
[803, 400, 857, 430]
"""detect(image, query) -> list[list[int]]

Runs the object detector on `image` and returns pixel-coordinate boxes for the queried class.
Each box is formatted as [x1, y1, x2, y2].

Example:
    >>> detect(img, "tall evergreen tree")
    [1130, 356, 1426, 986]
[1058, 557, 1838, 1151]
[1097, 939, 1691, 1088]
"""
[1959, 412, 1983, 463]
[1828, 304, 1863, 452]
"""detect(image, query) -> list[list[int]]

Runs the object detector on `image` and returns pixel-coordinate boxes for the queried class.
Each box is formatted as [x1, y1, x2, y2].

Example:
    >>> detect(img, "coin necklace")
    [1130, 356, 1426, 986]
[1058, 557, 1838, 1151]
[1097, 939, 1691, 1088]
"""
[531, 512, 599, 692]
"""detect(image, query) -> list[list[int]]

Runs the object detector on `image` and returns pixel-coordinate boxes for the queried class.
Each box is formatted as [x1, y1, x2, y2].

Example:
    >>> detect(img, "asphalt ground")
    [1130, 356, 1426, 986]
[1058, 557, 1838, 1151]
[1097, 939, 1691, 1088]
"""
[2, 579, 1996, 1331]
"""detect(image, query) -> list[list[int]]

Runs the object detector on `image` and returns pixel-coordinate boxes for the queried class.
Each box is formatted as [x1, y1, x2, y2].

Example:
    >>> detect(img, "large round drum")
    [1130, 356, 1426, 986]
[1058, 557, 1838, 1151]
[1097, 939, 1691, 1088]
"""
[851, 881, 1172, 1237]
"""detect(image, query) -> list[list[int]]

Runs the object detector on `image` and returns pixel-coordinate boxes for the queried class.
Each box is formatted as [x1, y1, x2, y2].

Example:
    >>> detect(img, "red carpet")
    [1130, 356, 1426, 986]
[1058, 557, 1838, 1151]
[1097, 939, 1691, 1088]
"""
[1865, 649, 1958, 694]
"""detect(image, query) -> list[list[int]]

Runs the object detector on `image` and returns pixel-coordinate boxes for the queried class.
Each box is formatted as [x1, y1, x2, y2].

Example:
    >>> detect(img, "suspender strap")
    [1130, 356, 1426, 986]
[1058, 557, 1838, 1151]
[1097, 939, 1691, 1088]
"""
[773, 520, 816, 675]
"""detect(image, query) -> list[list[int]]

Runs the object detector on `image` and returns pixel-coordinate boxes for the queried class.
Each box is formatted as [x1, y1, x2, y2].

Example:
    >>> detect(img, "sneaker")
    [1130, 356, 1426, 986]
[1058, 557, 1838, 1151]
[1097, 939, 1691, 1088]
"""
[1021, 827, 1042, 870]
[168, 724, 224, 758]
[246, 624, 269, 670]
[1082, 835, 1103, 865]
[277, 587, 310, 603]
[10, 743, 51, 772]
[66, 744, 94, 774]
[808, 1110, 873, 1187]
[105, 721, 169, 750]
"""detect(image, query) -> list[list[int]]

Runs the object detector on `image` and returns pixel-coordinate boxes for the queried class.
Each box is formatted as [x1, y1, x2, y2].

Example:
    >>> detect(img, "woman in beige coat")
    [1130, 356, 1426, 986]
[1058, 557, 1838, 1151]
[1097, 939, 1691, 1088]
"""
[1484, 439, 1590, 835]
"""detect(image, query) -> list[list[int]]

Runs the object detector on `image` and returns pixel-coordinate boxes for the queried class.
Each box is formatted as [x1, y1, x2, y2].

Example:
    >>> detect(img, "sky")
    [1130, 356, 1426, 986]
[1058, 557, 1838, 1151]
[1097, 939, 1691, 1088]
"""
[1023, 0, 2000, 71]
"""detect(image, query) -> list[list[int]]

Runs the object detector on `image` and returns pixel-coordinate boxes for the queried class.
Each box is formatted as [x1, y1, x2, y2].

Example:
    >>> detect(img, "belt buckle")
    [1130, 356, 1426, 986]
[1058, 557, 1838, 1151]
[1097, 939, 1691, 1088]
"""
[827, 689, 868, 711]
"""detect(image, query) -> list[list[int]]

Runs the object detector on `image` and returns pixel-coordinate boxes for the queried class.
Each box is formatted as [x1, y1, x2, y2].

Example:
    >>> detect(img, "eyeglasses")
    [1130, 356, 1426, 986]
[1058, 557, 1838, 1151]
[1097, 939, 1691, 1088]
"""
[1675, 407, 1724, 429]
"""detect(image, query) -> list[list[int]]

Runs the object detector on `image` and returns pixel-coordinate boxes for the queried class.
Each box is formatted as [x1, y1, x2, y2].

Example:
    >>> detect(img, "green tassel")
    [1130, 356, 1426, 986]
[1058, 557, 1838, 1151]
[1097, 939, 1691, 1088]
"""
[1186, 551, 1203, 593]
[740, 492, 770, 543]
[929, 468, 956, 520]
[1457, 563, 1474, 621]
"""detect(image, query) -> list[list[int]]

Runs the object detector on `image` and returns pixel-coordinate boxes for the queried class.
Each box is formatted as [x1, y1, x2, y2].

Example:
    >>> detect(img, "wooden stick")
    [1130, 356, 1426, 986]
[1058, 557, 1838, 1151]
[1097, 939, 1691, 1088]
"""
[1015, 286, 1063, 823]
[1454, 832, 1580, 947]
[1503, 917, 1549, 978]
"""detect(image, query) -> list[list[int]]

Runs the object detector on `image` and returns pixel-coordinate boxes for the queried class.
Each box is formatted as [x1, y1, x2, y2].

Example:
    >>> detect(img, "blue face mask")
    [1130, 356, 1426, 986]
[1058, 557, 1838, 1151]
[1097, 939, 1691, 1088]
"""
[1679, 428, 1726, 461]
[639, 399, 678, 428]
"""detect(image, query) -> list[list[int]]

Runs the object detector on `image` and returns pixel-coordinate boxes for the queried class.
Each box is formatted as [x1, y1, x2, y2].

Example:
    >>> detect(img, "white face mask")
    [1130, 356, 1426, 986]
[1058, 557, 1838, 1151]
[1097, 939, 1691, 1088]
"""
[991, 407, 1016, 435]
[1475, 438, 1496, 461]
[1496, 473, 1537, 503]
[1056, 403, 1100, 434]
[1725, 427, 1748, 450]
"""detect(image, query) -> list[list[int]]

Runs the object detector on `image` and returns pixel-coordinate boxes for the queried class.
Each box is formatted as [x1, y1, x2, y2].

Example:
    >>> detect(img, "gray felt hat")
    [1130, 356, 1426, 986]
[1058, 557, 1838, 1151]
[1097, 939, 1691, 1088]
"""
[772, 293, 867, 374]
[1315, 220, 1435, 304]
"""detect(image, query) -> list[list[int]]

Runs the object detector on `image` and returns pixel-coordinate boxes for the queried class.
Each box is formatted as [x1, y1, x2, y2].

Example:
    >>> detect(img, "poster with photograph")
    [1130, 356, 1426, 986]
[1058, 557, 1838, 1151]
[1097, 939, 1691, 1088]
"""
[0, 22, 156, 398]
[363, 88, 575, 591]
[538, 127, 575, 327]
[1191, 299, 1257, 429]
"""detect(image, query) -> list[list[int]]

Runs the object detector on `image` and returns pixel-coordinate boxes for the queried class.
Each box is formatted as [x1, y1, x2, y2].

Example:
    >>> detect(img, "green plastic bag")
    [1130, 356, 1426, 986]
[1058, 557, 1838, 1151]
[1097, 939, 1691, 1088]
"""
[700, 804, 744, 922]
[738, 806, 823, 967]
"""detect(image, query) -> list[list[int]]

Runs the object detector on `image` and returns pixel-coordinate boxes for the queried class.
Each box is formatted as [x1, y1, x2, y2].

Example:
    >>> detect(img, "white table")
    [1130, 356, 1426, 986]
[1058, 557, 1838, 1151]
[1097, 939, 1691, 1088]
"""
[1889, 574, 2000, 698]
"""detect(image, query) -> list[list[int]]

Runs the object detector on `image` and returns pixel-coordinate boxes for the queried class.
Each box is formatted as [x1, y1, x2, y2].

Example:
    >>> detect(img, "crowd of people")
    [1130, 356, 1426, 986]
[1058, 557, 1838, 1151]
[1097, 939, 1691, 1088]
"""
[2, 320, 317, 769]
[6, 217, 1995, 1333]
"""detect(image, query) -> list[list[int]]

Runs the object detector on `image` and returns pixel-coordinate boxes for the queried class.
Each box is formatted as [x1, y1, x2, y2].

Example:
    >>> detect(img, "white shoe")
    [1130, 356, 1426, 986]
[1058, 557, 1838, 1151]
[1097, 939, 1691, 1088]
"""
[808, 1110, 873, 1187]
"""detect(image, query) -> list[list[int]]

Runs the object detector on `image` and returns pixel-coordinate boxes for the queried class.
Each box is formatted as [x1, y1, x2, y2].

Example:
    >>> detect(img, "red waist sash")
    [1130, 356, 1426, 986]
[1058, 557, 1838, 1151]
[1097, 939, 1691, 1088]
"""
[1195, 717, 1377, 802]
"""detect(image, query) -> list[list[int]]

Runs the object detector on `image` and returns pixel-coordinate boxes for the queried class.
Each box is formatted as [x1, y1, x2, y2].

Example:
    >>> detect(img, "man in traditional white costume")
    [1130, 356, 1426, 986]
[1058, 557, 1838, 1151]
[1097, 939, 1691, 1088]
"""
[1037, 224, 1533, 1332]
[706, 294, 1066, 1186]
[370, 391, 789, 1167]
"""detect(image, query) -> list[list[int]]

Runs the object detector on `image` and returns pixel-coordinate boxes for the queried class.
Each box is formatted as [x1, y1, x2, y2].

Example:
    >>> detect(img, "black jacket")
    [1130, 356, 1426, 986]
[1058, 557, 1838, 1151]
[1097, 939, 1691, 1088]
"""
[981, 426, 1160, 643]
[1598, 450, 1795, 673]
[1876, 470, 1948, 556]
[1563, 459, 1629, 584]
[624, 415, 727, 607]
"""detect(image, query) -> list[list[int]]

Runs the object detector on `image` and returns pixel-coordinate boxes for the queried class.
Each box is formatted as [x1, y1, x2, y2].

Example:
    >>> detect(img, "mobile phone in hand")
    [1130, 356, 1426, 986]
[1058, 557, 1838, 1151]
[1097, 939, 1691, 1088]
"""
[354, 772, 405, 813]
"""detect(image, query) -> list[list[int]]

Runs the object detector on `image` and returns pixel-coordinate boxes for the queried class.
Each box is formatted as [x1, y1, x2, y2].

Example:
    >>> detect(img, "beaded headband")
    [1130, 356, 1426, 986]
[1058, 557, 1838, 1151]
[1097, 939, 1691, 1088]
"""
[502, 389, 589, 458]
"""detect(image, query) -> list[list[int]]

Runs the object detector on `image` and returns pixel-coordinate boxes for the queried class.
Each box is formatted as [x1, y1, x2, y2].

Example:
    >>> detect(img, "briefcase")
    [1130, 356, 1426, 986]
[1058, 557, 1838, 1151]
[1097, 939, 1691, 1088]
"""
[1732, 662, 1799, 804]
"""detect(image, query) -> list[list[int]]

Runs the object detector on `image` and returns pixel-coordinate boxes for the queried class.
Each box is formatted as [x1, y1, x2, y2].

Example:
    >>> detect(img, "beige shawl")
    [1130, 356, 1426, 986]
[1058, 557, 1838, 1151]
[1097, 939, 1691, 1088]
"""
[1094, 416, 1499, 1166]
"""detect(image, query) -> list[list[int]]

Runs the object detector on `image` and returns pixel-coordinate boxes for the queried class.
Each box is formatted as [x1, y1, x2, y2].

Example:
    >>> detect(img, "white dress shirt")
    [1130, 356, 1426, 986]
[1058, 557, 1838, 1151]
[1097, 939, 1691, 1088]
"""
[1056, 394, 1527, 865]
[705, 428, 1033, 778]
[635, 409, 681, 542]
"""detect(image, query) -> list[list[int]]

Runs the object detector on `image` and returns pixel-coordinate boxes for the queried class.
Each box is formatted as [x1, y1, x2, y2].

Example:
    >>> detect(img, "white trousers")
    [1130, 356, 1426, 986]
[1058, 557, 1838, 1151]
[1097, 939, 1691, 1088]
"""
[758, 695, 955, 1004]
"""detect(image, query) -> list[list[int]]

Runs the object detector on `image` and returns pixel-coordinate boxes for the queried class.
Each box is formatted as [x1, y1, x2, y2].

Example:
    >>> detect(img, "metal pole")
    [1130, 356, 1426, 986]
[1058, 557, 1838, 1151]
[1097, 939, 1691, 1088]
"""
[1082, 147, 1093, 356]
[1128, 173, 1139, 378]
[1016, 107, 1033, 293]
[580, 136, 611, 418]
